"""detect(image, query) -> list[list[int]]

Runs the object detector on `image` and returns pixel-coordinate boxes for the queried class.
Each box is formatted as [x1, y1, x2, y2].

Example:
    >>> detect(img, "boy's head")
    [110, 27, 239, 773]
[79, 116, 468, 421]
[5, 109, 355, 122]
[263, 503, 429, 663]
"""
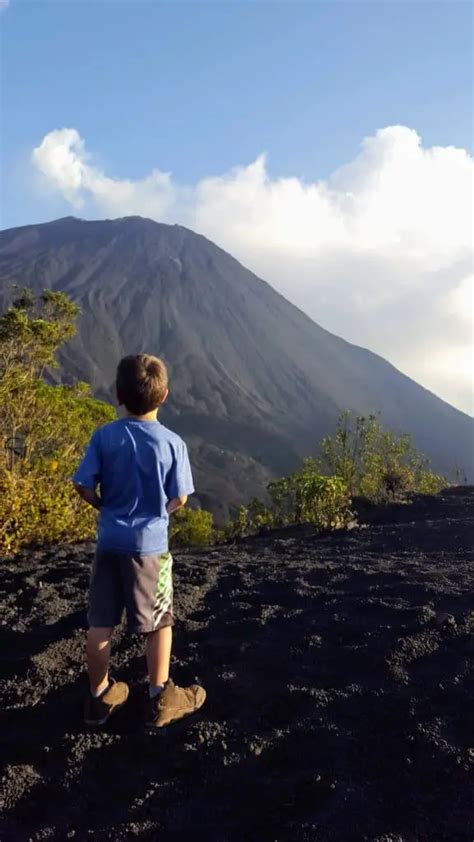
[116, 354, 168, 416]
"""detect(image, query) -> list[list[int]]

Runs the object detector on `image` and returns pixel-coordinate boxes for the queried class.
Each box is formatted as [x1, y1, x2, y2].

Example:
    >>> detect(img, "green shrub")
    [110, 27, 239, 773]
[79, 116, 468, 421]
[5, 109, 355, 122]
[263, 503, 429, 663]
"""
[221, 499, 275, 540]
[222, 463, 352, 540]
[0, 289, 115, 555]
[268, 462, 352, 528]
[320, 412, 447, 503]
[169, 507, 214, 547]
[220, 410, 451, 542]
[0, 469, 98, 555]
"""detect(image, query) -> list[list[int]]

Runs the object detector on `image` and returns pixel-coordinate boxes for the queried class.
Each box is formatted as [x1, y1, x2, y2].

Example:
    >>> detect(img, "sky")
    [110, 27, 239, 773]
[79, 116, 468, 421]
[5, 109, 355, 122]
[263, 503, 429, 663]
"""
[1, 0, 473, 414]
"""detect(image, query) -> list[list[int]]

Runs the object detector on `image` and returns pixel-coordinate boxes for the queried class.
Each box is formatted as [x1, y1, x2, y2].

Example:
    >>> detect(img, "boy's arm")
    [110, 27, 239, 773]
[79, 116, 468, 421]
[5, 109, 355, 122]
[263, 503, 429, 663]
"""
[73, 483, 102, 510]
[72, 430, 102, 508]
[166, 495, 187, 515]
[165, 441, 194, 514]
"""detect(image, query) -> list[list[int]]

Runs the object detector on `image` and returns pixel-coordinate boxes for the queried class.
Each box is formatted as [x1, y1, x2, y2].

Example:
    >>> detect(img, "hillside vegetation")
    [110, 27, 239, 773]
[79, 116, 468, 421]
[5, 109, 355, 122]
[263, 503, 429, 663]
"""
[0, 290, 448, 555]
[0, 290, 114, 554]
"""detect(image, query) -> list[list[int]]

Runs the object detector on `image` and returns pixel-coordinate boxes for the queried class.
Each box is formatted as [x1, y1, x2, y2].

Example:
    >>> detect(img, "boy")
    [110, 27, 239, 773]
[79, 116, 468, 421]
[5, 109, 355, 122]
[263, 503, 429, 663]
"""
[73, 354, 206, 728]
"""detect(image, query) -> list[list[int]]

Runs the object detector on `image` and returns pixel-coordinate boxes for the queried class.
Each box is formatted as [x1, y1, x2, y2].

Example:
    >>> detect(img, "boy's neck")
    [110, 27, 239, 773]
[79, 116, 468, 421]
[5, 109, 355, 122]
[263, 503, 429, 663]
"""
[125, 409, 159, 422]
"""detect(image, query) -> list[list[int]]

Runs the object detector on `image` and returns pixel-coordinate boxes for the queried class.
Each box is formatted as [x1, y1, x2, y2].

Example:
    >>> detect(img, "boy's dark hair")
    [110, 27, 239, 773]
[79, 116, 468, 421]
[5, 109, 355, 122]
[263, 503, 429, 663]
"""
[116, 354, 168, 415]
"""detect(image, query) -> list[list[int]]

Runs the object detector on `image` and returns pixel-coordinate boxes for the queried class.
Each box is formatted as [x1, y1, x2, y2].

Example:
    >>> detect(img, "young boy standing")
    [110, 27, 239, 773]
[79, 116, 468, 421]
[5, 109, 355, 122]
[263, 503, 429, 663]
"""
[73, 354, 206, 728]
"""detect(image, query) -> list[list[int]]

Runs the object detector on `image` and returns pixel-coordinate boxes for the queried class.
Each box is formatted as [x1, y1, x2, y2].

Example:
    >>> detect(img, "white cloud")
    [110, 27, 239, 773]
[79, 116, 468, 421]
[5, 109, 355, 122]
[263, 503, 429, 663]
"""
[32, 125, 474, 414]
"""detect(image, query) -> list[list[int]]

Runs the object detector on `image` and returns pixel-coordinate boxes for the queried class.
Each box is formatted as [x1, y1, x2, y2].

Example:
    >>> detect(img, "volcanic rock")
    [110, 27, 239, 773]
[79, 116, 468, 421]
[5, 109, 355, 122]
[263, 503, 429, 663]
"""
[1, 487, 473, 839]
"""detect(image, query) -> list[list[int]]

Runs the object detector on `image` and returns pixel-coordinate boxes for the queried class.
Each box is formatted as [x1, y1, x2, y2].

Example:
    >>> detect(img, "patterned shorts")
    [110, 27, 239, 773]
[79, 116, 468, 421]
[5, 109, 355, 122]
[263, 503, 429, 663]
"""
[88, 549, 174, 633]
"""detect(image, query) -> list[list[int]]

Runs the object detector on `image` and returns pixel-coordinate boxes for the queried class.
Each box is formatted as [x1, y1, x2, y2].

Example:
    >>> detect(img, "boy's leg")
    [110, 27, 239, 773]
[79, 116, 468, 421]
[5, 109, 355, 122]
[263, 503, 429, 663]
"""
[145, 620, 206, 728]
[84, 625, 129, 727]
[86, 626, 114, 695]
[122, 552, 206, 727]
[146, 624, 172, 689]
[84, 550, 129, 726]
[122, 551, 174, 692]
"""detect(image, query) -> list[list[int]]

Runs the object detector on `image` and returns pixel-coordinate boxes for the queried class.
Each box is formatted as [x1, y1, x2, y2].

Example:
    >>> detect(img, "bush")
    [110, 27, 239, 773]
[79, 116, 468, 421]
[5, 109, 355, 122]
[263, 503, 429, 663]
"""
[0, 289, 115, 555]
[268, 461, 352, 529]
[220, 411, 451, 542]
[0, 380, 115, 555]
[320, 412, 447, 503]
[169, 507, 214, 548]
[0, 469, 98, 555]
[220, 499, 275, 541]
[222, 463, 352, 540]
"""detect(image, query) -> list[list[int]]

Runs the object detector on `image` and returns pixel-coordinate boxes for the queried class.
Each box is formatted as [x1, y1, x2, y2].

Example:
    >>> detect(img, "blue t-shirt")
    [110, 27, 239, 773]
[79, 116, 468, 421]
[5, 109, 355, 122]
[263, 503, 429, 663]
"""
[73, 418, 194, 554]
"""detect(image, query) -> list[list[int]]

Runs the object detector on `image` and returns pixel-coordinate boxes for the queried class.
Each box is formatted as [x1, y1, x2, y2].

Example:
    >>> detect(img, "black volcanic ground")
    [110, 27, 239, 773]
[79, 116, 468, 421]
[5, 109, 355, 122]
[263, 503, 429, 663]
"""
[1, 487, 473, 841]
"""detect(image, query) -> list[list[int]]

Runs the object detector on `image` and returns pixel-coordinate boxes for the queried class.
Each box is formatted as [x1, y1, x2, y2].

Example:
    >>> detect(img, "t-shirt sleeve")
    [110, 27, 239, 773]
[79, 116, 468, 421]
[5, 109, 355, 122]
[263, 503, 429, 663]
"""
[165, 440, 195, 499]
[72, 430, 101, 490]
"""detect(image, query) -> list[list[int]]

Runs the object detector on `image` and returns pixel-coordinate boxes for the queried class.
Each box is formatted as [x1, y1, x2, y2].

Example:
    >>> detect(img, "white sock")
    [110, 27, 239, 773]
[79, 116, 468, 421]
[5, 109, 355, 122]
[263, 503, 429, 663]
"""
[149, 683, 166, 699]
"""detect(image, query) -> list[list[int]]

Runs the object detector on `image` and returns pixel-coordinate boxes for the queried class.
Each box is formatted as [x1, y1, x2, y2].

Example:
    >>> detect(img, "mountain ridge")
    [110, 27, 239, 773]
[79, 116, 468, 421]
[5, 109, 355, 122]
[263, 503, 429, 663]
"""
[0, 216, 472, 515]
[2, 214, 468, 416]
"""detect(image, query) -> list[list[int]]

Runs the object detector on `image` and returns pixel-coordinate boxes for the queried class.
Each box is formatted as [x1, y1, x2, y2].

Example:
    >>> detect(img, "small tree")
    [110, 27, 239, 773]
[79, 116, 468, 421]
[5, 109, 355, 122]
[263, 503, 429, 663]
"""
[0, 288, 115, 554]
[0, 289, 81, 458]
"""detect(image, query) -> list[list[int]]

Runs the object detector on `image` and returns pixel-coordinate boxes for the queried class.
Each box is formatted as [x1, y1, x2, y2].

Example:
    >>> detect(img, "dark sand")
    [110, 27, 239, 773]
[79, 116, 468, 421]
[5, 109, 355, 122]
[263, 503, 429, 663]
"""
[1, 488, 473, 841]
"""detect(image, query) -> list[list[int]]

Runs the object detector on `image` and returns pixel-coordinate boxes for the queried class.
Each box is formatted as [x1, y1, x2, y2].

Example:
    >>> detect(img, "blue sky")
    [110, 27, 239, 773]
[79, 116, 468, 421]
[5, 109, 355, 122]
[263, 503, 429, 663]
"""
[1, 0, 472, 230]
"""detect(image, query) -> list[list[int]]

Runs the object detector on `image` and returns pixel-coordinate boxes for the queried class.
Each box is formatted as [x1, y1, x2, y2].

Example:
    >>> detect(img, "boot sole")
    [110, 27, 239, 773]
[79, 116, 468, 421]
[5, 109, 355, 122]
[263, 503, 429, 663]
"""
[146, 687, 206, 729]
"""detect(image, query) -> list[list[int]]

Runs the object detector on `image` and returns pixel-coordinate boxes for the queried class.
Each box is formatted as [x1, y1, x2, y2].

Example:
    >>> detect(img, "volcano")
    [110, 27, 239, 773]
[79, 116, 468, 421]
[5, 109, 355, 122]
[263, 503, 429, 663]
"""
[0, 216, 472, 516]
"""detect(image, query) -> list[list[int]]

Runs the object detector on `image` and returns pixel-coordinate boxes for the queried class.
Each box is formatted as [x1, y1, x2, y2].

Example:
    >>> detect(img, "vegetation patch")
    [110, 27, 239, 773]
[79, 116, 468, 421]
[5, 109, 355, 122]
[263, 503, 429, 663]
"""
[0, 289, 114, 554]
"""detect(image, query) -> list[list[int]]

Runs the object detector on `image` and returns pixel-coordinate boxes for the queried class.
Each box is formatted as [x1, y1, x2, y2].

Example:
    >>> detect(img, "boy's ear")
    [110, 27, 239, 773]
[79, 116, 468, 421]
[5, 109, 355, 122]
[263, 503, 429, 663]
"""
[161, 388, 169, 404]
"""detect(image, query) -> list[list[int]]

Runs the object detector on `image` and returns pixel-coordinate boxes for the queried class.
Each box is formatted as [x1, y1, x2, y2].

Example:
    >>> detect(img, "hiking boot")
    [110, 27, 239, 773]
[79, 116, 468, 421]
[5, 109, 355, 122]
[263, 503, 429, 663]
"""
[147, 679, 206, 728]
[84, 678, 129, 727]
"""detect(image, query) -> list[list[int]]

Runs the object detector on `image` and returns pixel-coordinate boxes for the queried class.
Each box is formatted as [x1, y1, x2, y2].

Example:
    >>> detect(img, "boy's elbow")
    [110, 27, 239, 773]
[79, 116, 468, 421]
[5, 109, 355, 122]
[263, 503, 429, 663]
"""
[166, 495, 188, 515]
[73, 482, 93, 500]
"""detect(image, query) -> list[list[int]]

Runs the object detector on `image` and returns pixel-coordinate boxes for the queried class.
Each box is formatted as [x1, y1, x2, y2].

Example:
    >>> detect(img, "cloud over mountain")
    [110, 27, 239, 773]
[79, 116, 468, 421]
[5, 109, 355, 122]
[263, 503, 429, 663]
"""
[32, 126, 473, 414]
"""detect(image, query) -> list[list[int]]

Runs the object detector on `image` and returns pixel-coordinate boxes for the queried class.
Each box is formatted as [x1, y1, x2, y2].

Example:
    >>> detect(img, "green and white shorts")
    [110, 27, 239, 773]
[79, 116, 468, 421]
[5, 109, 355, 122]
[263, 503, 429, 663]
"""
[88, 549, 174, 633]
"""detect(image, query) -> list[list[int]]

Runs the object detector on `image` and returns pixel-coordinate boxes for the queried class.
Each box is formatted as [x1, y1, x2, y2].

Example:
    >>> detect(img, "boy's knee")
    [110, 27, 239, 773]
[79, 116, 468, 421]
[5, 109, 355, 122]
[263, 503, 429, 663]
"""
[87, 626, 114, 646]
[143, 627, 160, 641]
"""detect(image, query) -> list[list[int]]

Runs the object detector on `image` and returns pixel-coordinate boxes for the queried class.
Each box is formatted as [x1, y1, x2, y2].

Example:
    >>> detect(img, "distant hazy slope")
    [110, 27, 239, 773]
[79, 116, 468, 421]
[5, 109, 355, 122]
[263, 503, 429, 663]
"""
[0, 216, 472, 514]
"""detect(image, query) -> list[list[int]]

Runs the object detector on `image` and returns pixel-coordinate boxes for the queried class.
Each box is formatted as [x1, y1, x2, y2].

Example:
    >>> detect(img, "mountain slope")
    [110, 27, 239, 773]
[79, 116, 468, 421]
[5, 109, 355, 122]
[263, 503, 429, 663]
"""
[0, 216, 472, 515]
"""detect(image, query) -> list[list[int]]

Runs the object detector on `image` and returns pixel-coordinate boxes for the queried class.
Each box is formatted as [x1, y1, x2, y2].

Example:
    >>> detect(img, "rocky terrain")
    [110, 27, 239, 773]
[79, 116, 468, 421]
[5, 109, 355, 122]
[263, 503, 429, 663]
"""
[1, 487, 473, 841]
